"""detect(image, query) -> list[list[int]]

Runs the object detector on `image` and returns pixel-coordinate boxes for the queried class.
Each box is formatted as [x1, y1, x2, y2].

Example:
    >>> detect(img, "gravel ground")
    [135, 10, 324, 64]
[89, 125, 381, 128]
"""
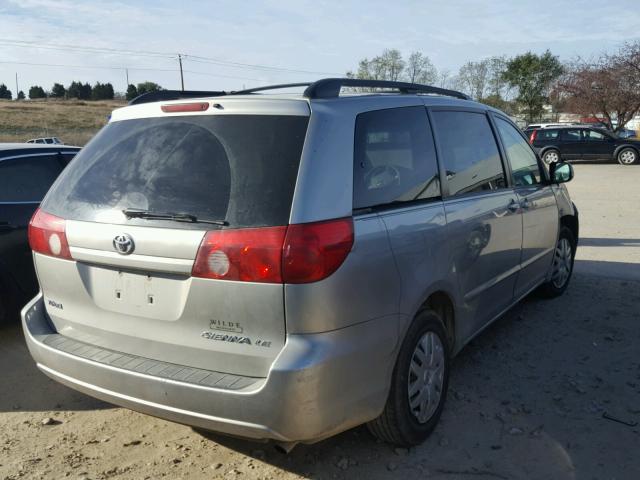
[1, 163, 639, 480]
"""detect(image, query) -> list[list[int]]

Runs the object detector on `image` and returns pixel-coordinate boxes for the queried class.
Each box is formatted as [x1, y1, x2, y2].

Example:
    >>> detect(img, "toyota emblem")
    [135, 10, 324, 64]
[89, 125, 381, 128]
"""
[113, 233, 135, 255]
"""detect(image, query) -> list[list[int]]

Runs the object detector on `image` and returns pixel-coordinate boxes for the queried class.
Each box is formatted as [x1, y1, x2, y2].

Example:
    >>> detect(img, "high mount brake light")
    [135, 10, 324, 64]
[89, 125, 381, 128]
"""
[28, 208, 72, 260]
[192, 218, 354, 284]
[161, 102, 209, 113]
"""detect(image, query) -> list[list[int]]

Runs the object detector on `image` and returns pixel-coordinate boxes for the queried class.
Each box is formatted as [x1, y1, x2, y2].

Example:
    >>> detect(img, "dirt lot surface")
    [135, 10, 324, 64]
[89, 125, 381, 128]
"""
[0, 99, 123, 146]
[1, 163, 639, 480]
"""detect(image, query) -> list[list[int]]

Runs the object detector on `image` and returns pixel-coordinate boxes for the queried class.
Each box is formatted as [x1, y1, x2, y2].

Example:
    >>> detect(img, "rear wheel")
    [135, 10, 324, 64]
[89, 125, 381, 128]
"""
[617, 148, 638, 165]
[368, 309, 450, 446]
[542, 149, 560, 165]
[539, 227, 576, 298]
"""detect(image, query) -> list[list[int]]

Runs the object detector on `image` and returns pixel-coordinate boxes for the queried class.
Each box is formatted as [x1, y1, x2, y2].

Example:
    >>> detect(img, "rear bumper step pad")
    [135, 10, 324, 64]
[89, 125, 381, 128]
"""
[40, 333, 259, 391]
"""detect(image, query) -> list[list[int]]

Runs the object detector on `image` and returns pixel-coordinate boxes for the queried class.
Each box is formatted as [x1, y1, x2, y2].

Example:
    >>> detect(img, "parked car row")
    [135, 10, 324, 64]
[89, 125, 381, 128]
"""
[526, 125, 639, 165]
[0, 143, 80, 323]
[26, 137, 64, 145]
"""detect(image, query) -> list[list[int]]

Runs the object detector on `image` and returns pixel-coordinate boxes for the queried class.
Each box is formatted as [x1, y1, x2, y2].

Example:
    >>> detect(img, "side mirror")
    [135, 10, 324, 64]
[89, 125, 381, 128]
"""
[549, 161, 574, 184]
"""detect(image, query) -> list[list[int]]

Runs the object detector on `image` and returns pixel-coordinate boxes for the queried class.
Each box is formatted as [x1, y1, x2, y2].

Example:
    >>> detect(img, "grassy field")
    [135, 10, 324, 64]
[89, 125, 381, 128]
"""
[0, 99, 126, 146]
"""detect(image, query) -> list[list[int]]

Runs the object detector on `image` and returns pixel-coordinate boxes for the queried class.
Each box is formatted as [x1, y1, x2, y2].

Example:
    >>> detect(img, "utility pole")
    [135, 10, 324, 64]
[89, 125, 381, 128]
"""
[125, 68, 129, 88]
[178, 54, 185, 91]
[15, 72, 18, 100]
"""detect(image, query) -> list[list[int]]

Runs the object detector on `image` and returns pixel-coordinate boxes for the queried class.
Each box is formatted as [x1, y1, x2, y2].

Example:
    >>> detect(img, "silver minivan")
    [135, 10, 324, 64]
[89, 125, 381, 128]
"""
[22, 79, 579, 449]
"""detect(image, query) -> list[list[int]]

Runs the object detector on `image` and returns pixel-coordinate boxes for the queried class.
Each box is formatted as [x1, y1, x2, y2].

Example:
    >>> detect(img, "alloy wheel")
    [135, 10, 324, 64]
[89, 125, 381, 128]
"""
[543, 151, 559, 165]
[619, 150, 637, 165]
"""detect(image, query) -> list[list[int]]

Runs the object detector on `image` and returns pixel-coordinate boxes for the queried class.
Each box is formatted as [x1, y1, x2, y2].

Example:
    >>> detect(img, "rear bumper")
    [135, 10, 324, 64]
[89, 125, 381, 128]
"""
[22, 293, 398, 443]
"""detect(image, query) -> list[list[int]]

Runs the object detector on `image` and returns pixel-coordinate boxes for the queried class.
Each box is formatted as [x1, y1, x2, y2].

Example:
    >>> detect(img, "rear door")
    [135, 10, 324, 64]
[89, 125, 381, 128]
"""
[0, 152, 67, 298]
[493, 116, 558, 297]
[431, 109, 523, 340]
[352, 106, 448, 328]
[558, 128, 583, 160]
[37, 109, 309, 378]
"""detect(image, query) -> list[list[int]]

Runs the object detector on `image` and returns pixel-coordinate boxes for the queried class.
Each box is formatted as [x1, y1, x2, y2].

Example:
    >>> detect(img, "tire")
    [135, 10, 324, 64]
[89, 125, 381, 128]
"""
[368, 309, 450, 446]
[617, 147, 638, 165]
[542, 149, 560, 165]
[539, 226, 576, 298]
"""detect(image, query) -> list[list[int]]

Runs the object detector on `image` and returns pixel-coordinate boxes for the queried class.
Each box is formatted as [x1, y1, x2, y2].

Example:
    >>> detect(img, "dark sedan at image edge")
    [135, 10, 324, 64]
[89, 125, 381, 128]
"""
[529, 126, 640, 165]
[0, 143, 81, 323]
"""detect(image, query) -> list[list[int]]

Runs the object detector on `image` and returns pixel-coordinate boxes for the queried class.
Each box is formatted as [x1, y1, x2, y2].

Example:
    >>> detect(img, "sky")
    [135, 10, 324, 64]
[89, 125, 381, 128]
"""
[0, 0, 639, 95]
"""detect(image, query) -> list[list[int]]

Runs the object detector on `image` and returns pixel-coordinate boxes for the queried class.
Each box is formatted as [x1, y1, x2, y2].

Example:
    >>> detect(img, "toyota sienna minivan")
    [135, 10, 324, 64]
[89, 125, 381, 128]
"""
[22, 78, 579, 449]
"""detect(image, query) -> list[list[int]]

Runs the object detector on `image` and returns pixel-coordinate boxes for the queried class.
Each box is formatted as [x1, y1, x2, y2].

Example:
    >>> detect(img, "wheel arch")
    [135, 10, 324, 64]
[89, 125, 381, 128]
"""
[419, 290, 457, 354]
[560, 214, 579, 245]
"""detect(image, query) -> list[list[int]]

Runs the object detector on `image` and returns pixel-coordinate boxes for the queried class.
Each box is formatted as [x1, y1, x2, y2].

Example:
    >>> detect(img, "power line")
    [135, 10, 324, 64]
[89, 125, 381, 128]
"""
[184, 56, 340, 75]
[0, 60, 262, 81]
[0, 39, 175, 59]
[0, 38, 342, 76]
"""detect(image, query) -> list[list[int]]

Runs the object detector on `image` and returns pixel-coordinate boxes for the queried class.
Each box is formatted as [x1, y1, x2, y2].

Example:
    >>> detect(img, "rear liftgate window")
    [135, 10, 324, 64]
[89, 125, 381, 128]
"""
[42, 115, 309, 229]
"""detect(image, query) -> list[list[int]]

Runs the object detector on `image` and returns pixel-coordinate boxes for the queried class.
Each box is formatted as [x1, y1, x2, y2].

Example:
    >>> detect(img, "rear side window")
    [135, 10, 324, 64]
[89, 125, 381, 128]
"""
[431, 111, 505, 196]
[495, 117, 541, 187]
[353, 106, 440, 210]
[561, 129, 581, 141]
[0, 155, 64, 202]
[43, 115, 309, 229]
[538, 129, 559, 140]
[584, 129, 607, 141]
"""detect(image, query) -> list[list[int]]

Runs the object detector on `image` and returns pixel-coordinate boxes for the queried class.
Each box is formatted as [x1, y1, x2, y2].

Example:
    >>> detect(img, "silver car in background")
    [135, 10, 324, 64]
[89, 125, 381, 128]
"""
[22, 78, 579, 450]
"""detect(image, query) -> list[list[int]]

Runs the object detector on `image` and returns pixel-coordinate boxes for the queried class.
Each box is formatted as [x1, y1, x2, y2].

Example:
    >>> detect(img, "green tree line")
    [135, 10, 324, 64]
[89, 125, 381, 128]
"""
[0, 81, 163, 101]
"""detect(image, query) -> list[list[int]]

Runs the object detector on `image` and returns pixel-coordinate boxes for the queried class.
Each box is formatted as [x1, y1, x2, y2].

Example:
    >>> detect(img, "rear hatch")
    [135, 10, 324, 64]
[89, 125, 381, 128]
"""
[33, 100, 310, 377]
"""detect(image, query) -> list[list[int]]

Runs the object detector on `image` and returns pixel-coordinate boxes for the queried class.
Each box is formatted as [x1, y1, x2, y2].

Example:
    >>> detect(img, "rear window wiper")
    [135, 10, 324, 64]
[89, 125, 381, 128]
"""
[122, 208, 228, 226]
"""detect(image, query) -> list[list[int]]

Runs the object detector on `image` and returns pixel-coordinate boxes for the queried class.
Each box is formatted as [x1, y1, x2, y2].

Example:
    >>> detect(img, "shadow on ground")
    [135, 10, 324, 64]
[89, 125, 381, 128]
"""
[0, 319, 112, 413]
[579, 237, 640, 247]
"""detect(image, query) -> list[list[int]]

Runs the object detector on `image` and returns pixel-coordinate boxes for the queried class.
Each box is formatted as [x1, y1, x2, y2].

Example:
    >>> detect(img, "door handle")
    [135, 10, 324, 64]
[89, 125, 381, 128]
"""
[0, 221, 15, 230]
[507, 199, 520, 212]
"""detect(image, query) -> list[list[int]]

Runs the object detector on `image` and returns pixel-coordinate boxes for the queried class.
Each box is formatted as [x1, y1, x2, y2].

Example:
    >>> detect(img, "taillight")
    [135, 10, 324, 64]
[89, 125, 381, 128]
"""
[28, 208, 72, 260]
[282, 218, 353, 284]
[192, 226, 287, 283]
[529, 129, 538, 144]
[161, 102, 209, 113]
[191, 218, 354, 284]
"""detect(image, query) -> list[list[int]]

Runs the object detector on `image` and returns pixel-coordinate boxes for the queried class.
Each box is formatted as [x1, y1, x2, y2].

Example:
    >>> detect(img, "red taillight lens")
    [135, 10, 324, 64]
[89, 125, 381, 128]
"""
[28, 208, 72, 260]
[282, 218, 353, 284]
[529, 129, 538, 144]
[192, 226, 287, 283]
[191, 218, 354, 284]
[161, 102, 209, 113]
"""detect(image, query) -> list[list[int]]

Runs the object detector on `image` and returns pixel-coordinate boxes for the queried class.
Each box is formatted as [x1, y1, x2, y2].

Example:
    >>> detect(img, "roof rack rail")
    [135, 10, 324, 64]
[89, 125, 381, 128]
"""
[228, 83, 313, 96]
[128, 89, 227, 106]
[303, 78, 471, 100]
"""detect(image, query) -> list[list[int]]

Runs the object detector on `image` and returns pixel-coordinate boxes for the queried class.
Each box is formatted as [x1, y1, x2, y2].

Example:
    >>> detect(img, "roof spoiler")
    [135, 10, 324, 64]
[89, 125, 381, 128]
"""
[128, 90, 227, 106]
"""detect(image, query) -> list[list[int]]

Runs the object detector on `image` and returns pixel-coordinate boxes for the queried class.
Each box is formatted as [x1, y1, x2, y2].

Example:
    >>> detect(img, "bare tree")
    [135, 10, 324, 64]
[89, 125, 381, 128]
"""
[555, 48, 640, 131]
[455, 60, 490, 100]
[487, 56, 511, 99]
[437, 69, 452, 89]
[405, 52, 437, 84]
[352, 49, 406, 81]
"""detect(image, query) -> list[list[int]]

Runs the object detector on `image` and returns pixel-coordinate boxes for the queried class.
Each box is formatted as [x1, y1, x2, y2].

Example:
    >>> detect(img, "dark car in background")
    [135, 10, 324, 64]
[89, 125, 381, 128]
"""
[0, 144, 81, 323]
[529, 126, 640, 165]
